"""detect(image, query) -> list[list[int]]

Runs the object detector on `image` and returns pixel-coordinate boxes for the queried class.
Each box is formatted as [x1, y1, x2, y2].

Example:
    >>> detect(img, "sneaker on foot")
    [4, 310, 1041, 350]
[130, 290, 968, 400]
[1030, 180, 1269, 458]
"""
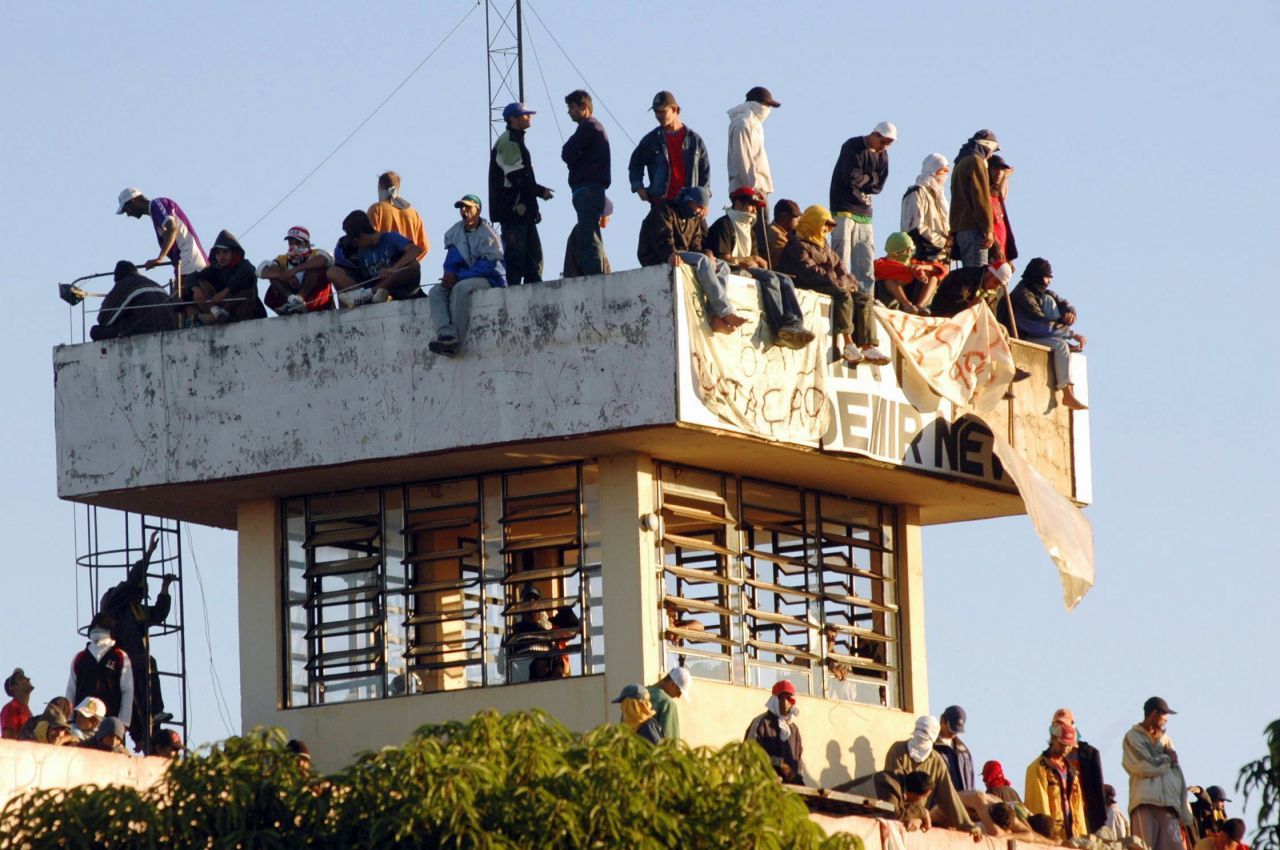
[284, 294, 305, 314]
[842, 343, 864, 365]
[339, 288, 373, 308]
[372, 289, 392, 303]
[1013, 368, 1032, 383]
[861, 345, 891, 366]
[428, 336, 460, 356]
[209, 305, 230, 321]
[776, 323, 815, 349]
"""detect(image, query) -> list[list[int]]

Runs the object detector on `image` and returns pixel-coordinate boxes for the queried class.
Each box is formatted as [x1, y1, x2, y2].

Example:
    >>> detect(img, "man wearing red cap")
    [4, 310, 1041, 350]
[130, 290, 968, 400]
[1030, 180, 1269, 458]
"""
[744, 680, 804, 785]
[258, 226, 335, 315]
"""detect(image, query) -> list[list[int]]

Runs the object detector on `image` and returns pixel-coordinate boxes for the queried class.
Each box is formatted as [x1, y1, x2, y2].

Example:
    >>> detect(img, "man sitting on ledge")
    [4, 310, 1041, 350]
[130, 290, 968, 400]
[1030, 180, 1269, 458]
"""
[876, 715, 981, 840]
[637, 186, 748, 334]
[1009, 258, 1088, 411]
[428, 194, 506, 357]
[90, 261, 176, 340]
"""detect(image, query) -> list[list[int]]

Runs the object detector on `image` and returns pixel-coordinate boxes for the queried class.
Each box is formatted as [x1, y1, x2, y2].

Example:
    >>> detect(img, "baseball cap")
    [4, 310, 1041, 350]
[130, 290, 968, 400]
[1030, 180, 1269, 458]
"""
[454, 194, 483, 211]
[154, 728, 183, 751]
[772, 680, 797, 697]
[285, 226, 311, 244]
[941, 705, 967, 733]
[650, 90, 678, 111]
[1207, 786, 1231, 803]
[502, 102, 536, 119]
[669, 666, 692, 697]
[987, 262, 1014, 285]
[3, 668, 25, 697]
[773, 199, 801, 219]
[988, 154, 1014, 172]
[116, 187, 143, 214]
[1143, 696, 1176, 715]
[612, 683, 647, 703]
[873, 121, 898, 140]
[729, 186, 765, 206]
[75, 696, 107, 720]
[745, 86, 781, 107]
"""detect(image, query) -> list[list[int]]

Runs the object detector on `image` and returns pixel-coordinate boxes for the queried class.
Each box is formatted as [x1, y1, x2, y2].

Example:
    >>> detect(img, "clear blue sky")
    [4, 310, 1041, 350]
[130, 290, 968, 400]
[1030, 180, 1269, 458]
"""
[3, 0, 1277, 828]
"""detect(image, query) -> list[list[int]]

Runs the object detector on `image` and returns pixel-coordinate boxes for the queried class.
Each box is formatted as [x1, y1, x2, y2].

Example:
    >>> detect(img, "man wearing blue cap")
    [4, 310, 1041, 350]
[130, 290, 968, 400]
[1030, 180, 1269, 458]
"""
[490, 102, 555, 286]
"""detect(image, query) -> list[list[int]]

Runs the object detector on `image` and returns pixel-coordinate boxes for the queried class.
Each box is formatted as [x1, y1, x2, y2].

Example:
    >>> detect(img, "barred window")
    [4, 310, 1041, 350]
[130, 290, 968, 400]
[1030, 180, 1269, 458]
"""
[283, 463, 603, 707]
[657, 463, 901, 707]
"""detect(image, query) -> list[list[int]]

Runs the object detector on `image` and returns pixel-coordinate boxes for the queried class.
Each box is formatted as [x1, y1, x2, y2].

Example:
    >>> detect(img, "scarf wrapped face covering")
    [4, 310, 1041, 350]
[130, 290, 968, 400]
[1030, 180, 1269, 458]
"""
[914, 153, 951, 217]
[796, 205, 836, 246]
[620, 696, 655, 730]
[766, 694, 799, 742]
[908, 716, 940, 763]
[378, 183, 413, 210]
[983, 760, 1013, 789]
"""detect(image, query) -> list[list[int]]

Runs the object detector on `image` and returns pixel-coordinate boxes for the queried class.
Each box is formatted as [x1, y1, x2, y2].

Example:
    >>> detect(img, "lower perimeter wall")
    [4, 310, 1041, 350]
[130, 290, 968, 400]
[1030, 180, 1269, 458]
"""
[814, 813, 1068, 850]
[0, 739, 169, 813]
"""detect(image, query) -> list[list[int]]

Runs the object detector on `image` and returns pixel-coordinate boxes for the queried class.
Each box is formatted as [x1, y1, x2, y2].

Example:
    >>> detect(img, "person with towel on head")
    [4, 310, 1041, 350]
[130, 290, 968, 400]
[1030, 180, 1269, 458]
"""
[613, 683, 664, 744]
[877, 715, 981, 837]
[901, 153, 951, 264]
[1025, 709, 1088, 841]
[744, 680, 804, 785]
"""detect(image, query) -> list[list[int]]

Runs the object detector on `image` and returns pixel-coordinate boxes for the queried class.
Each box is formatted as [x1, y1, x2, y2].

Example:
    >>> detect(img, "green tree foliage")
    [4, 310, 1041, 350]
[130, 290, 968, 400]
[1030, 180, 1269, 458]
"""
[1238, 719, 1280, 850]
[0, 710, 862, 850]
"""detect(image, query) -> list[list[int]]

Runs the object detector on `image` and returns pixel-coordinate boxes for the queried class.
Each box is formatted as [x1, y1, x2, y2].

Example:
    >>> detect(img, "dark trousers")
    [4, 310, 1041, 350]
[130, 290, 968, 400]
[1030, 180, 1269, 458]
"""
[570, 184, 608, 277]
[500, 221, 544, 286]
[792, 281, 877, 348]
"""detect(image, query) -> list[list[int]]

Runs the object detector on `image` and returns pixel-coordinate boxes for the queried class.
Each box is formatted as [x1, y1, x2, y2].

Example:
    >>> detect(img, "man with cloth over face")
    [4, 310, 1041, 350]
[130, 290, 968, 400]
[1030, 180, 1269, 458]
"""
[876, 716, 981, 838]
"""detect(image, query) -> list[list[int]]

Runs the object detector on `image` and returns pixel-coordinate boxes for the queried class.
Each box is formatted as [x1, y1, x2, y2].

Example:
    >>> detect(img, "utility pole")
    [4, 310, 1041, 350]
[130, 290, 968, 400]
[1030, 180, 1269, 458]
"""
[485, 0, 525, 142]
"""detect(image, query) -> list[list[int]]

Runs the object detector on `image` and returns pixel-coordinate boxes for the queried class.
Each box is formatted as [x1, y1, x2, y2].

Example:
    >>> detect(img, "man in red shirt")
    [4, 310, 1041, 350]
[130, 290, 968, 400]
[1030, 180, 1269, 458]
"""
[1, 668, 34, 739]
[988, 155, 1018, 265]
[628, 91, 711, 205]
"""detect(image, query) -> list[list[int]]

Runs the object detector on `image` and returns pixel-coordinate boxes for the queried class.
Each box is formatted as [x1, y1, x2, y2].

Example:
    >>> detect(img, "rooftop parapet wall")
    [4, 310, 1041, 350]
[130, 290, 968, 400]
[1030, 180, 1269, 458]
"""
[54, 267, 1088, 528]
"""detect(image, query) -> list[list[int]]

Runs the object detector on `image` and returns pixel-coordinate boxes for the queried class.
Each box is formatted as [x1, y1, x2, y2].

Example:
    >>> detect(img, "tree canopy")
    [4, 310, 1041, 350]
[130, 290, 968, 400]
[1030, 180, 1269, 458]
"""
[1, 710, 862, 850]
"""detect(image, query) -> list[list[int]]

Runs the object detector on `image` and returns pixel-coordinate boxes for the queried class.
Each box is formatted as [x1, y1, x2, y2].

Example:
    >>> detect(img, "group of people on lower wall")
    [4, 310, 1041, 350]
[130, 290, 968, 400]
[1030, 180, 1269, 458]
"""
[0, 534, 181, 758]
[94, 86, 1086, 410]
[611, 683, 1244, 850]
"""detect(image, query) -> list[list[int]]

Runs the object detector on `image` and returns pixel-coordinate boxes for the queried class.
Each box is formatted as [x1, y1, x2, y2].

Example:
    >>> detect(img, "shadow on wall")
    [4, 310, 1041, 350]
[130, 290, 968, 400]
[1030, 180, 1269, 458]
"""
[817, 734, 877, 792]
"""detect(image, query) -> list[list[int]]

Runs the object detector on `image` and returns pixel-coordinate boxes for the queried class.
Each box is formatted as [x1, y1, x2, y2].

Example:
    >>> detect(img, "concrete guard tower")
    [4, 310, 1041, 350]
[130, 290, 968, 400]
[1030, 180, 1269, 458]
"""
[52, 267, 1090, 785]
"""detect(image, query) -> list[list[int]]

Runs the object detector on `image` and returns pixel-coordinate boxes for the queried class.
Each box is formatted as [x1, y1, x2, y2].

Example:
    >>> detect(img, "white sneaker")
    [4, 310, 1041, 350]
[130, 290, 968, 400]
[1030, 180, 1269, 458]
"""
[339, 288, 373, 308]
[861, 346, 891, 366]
[284, 294, 305, 314]
[842, 343, 864, 364]
[372, 289, 392, 303]
[209, 305, 229, 321]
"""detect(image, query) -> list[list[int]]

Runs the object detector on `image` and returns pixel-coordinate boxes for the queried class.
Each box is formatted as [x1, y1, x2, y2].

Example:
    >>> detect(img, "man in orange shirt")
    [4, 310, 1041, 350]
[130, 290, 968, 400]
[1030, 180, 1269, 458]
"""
[368, 171, 429, 260]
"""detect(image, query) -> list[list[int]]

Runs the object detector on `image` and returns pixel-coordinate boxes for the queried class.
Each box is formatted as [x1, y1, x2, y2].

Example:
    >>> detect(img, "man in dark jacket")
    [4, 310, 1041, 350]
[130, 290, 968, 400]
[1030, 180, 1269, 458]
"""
[66, 612, 133, 731]
[560, 89, 610, 277]
[988, 155, 1018, 264]
[1009, 258, 1088, 411]
[706, 187, 813, 348]
[930, 251, 1013, 320]
[490, 102, 554, 286]
[90, 261, 176, 341]
[637, 186, 746, 334]
[745, 680, 804, 785]
[935, 705, 976, 792]
[781, 205, 889, 366]
[829, 121, 896, 295]
[950, 129, 1000, 267]
[628, 91, 710, 205]
[98, 531, 176, 751]
[187, 230, 267, 325]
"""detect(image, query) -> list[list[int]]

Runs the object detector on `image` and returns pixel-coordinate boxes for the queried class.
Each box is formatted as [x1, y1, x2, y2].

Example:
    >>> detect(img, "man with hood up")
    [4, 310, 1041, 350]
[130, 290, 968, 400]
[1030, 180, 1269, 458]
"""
[878, 716, 980, 835]
[727, 86, 780, 261]
[90, 261, 177, 340]
[873, 231, 946, 315]
[98, 530, 177, 752]
[187, 230, 268, 325]
[901, 153, 951, 264]
[66, 612, 133, 731]
[368, 170, 429, 260]
[637, 186, 748, 334]
[780, 205, 890, 366]
[706, 186, 814, 348]
[745, 680, 804, 785]
[950, 130, 1001, 267]
[1008, 258, 1088, 411]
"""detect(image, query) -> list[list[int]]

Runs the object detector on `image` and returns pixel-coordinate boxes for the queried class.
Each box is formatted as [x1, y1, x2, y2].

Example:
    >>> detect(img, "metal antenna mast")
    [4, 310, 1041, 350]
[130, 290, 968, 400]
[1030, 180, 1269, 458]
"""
[485, 0, 525, 142]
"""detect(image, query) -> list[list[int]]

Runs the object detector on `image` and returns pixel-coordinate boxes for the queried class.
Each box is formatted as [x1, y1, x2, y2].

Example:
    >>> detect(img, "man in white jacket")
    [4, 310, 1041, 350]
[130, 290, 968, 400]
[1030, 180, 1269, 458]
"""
[1123, 696, 1193, 850]
[728, 87, 779, 263]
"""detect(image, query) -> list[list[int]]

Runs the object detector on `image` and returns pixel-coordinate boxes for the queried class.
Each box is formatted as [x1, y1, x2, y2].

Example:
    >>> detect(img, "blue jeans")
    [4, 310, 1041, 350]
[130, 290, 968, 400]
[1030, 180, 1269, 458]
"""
[679, 252, 735, 317]
[1025, 335, 1075, 389]
[953, 229, 988, 267]
[743, 267, 803, 333]
[832, 217, 875, 295]
[570, 184, 607, 277]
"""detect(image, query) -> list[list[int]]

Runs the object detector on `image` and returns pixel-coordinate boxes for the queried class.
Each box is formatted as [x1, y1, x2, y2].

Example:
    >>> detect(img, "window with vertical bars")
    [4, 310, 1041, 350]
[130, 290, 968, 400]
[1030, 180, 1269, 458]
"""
[282, 463, 603, 708]
[657, 463, 900, 708]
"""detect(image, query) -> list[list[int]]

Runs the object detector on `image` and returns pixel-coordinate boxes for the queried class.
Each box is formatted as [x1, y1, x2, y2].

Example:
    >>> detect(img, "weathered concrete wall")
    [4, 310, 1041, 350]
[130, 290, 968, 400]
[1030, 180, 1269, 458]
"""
[0, 739, 169, 814]
[55, 268, 678, 503]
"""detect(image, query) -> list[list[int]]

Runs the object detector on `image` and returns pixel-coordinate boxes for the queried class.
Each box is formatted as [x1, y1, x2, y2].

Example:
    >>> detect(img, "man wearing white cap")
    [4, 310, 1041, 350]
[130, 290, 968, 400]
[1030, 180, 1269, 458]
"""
[829, 121, 897, 295]
[116, 188, 208, 282]
[647, 666, 692, 741]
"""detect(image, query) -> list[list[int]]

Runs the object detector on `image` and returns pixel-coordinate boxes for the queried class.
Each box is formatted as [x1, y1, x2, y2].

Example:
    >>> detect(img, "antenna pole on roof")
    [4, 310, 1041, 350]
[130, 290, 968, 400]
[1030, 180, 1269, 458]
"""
[486, 0, 526, 143]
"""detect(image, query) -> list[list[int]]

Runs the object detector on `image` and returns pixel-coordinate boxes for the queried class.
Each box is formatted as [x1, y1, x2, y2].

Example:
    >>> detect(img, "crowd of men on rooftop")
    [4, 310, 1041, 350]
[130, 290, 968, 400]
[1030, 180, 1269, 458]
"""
[95, 86, 1087, 411]
[607, 682, 1248, 850]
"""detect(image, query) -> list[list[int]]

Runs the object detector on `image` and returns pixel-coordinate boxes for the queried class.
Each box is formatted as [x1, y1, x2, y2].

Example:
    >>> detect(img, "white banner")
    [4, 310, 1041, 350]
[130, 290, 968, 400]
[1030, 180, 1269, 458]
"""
[679, 267, 831, 443]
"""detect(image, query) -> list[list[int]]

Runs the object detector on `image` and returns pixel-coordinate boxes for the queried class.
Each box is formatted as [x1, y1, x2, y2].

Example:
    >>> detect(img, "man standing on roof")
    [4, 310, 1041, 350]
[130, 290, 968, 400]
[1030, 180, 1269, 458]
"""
[727, 86, 780, 262]
[745, 680, 805, 785]
[629, 91, 710, 205]
[1124, 697, 1194, 850]
[368, 171, 429, 260]
[560, 89, 611, 277]
[647, 667, 692, 741]
[117, 188, 208, 288]
[829, 121, 896, 296]
[67, 612, 133, 731]
[935, 705, 975, 792]
[490, 102, 554, 286]
[901, 154, 951, 264]
[427, 194, 506, 357]
[950, 129, 1001, 267]
[987, 155, 1018, 265]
